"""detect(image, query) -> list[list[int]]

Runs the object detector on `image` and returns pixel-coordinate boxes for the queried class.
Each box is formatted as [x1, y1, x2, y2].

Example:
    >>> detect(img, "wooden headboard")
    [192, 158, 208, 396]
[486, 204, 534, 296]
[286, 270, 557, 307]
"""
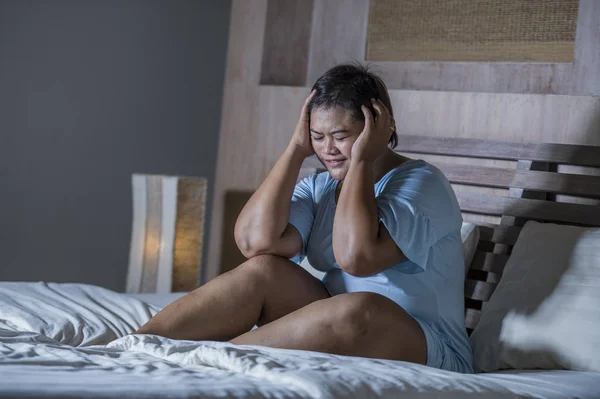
[303, 135, 600, 332]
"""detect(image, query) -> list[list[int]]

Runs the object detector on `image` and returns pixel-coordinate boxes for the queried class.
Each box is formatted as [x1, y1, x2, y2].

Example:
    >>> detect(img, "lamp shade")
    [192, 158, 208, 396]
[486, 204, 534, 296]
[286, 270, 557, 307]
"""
[126, 174, 207, 293]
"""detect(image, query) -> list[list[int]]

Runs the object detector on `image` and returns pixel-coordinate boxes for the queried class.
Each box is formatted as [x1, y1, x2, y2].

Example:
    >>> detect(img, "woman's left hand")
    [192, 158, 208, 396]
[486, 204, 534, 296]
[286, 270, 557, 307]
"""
[351, 98, 394, 163]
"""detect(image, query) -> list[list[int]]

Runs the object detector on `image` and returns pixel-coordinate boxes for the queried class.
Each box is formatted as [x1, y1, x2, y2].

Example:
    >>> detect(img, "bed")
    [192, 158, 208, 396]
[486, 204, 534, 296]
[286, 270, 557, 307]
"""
[2, 135, 600, 398]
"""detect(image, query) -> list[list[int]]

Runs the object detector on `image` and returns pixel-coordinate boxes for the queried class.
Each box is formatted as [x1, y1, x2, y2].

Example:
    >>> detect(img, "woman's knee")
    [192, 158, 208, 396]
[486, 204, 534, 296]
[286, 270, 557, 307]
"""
[239, 254, 296, 281]
[237, 254, 320, 295]
[328, 292, 390, 340]
[239, 255, 328, 326]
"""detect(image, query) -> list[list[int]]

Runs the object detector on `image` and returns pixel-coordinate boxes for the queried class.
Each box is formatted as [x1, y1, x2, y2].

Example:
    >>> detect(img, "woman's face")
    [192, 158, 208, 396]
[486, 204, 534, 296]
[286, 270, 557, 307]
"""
[309, 106, 364, 181]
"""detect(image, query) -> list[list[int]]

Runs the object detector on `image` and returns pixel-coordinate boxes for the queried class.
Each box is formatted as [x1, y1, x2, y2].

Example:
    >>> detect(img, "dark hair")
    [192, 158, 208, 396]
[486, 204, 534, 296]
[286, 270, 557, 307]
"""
[309, 63, 397, 149]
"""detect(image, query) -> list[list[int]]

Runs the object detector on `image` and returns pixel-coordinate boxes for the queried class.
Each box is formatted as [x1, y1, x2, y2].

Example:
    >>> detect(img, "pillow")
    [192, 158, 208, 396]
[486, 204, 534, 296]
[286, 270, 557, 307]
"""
[470, 221, 600, 372]
[299, 222, 479, 278]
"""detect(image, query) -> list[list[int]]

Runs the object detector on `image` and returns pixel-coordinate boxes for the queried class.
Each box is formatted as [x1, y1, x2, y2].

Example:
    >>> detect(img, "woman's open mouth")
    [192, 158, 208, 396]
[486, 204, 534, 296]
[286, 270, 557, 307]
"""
[325, 159, 345, 168]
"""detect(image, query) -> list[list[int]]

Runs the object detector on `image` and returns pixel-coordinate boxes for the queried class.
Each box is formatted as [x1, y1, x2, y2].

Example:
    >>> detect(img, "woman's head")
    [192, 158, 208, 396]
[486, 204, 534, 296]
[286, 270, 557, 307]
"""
[308, 63, 396, 180]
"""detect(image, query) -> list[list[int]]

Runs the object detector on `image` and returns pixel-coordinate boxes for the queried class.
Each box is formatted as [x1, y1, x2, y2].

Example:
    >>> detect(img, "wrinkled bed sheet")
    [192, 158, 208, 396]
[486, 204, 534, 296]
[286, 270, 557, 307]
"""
[0, 282, 598, 399]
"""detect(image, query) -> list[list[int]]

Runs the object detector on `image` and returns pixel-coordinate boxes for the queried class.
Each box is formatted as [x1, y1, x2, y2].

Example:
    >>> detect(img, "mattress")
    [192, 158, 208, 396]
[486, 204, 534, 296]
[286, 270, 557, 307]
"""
[1, 282, 599, 399]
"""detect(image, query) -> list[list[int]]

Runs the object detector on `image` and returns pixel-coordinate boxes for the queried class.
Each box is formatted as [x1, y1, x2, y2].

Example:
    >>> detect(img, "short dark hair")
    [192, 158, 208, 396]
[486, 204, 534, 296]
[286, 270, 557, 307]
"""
[309, 63, 397, 149]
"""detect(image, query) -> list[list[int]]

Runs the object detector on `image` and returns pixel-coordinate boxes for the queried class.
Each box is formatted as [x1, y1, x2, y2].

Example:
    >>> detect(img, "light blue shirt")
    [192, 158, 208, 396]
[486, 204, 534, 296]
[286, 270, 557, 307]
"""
[289, 160, 472, 370]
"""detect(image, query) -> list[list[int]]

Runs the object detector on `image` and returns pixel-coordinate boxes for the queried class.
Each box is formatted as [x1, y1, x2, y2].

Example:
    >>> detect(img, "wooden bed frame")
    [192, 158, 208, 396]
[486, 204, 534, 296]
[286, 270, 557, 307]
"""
[301, 135, 600, 332]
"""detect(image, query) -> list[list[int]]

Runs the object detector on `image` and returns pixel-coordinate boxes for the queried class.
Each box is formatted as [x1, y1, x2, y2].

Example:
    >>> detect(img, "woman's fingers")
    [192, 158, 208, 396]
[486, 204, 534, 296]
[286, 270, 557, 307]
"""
[381, 101, 394, 132]
[299, 89, 317, 123]
[371, 99, 390, 128]
[361, 105, 374, 131]
[377, 99, 390, 114]
[371, 98, 382, 120]
[378, 99, 391, 126]
[302, 89, 317, 111]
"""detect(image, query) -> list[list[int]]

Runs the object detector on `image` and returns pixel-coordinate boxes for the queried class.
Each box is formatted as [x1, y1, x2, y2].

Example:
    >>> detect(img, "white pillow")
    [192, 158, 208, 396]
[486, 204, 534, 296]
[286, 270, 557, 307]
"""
[471, 221, 600, 372]
[300, 222, 479, 278]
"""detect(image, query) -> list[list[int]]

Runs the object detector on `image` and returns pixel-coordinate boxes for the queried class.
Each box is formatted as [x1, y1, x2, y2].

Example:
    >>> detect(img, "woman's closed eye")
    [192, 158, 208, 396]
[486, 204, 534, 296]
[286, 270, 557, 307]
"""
[311, 134, 324, 141]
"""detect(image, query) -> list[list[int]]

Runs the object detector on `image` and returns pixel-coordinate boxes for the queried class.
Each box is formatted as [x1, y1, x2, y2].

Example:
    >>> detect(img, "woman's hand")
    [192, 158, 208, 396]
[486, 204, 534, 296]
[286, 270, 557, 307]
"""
[351, 99, 393, 163]
[287, 89, 317, 158]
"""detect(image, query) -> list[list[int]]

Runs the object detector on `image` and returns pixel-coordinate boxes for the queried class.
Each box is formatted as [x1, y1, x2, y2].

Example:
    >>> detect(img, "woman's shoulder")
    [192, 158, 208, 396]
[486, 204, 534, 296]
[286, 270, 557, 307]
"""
[377, 159, 447, 191]
[376, 159, 461, 223]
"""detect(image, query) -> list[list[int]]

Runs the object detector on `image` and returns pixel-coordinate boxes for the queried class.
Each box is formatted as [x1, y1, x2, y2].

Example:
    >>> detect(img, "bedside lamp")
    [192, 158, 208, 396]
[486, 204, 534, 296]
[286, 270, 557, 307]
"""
[126, 174, 207, 294]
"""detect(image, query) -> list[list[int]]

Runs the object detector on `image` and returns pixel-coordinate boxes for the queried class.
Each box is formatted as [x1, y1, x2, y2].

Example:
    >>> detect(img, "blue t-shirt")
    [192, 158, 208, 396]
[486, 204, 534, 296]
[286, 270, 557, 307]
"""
[288, 160, 472, 370]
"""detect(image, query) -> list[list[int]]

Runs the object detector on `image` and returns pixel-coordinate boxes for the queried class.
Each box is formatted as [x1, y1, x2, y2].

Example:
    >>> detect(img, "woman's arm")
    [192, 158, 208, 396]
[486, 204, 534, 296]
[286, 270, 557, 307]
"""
[332, 100, 405, 276]
[234, 91, 316, 259]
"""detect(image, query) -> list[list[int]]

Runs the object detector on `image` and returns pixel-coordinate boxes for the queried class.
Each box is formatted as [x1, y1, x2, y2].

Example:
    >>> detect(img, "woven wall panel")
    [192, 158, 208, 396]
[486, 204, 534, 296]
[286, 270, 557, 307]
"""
[172, 177, 207, 292]
[367, 0, 579, 62]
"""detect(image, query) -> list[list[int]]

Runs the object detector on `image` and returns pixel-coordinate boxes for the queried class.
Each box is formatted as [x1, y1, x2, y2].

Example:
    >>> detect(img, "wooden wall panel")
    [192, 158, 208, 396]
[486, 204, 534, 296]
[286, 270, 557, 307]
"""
[208, 1, 600, 282]
[260, 0, 313, 86]
[306, 0, 370, 85]
[305, 0, 600, 95]
[573, 0, 600, 95]
[372, 62, 574, 94]
[257, 86, 309, 178]
[205, 0, 269, 283]
[389, 91, 600, 145]
[367, 0, 578, 63]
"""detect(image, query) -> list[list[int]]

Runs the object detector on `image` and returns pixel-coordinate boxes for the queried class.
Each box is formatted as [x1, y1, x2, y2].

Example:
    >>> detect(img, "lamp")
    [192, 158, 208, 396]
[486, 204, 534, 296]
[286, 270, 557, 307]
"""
[126, 174, 207, 293]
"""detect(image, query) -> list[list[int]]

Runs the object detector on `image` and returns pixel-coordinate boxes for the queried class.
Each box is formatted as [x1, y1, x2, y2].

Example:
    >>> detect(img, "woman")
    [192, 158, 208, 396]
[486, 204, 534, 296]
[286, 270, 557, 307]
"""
[135, 64, 473, 373]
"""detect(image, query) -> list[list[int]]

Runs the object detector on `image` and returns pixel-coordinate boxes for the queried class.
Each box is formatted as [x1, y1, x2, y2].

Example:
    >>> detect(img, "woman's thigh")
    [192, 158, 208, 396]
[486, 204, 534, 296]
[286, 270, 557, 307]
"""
[233, 291, 426, 364]
[309, 292, 426, 362]
[245, 254, 330, 326]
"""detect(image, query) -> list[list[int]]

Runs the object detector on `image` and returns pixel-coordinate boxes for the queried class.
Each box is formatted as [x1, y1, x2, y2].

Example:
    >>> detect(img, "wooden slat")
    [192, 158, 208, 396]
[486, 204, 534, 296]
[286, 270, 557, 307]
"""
[306, 158, 600, 198]
[465, 279, 497, 302]
[436, 162, 514, 187]
[508, 161, 549, 200]
[466, 269, 502, 284]
[470, 252, 509, 274]
[373, 61, 574, 95]
[465, 308, 482, 331]
[500, 161, 549, 227]
[396, 135, 600, 167]
[457, 192, 600, 226]
[478, 224, 522, 246]
[475, 240, 495, 253]
[436, 162, 600, 198]
[487, 272, 502, 284]
[465, 298, 482, 311]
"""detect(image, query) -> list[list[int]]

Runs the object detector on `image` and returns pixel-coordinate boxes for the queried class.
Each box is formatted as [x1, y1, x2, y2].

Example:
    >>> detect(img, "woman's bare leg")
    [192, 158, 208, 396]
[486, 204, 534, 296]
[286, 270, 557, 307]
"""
[231, 292, 426, 363]
[134, 255, 330, 341]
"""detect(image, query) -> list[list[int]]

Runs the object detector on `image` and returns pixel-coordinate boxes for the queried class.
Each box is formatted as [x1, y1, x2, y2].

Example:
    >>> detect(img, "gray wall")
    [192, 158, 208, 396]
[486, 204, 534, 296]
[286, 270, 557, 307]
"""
[0, 0, 230, 291]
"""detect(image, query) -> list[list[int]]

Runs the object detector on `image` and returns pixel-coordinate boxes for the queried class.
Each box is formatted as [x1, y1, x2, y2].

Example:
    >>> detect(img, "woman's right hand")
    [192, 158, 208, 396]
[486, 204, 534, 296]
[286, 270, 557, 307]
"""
[288, 89, 316, 158]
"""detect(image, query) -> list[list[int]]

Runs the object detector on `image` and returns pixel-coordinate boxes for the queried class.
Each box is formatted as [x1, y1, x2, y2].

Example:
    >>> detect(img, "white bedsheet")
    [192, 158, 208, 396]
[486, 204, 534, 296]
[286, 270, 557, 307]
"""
[126, 292, 187, 308]
[1, 282, 599, 399]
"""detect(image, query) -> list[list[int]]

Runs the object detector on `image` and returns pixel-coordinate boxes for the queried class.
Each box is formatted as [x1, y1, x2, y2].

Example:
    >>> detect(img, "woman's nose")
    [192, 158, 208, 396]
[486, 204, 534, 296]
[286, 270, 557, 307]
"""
[324, 138, 338, 154]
